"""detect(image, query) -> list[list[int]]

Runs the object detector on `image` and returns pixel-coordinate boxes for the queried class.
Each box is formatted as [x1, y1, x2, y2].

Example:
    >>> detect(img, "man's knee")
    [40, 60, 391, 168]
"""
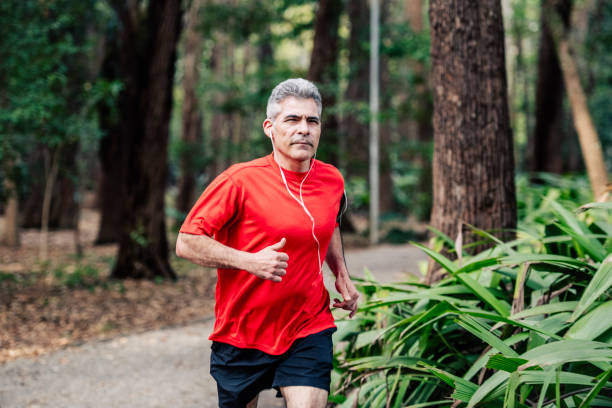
[281, 386, 328, 408]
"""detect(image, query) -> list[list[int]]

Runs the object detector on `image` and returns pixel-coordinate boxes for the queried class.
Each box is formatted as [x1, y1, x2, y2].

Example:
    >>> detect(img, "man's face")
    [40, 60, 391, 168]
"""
[263, 97, 321, 171]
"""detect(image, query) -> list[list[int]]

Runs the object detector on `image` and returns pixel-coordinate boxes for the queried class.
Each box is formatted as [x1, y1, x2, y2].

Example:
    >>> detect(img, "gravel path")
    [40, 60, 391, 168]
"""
[0, 243, 427, 408]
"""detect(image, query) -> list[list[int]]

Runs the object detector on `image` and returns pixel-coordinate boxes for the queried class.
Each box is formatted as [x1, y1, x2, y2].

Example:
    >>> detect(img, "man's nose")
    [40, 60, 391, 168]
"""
[297, 118, 310, 134]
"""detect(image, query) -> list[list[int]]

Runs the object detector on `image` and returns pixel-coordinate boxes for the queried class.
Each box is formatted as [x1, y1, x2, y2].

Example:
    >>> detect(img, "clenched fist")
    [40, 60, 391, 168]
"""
[244, 238, 290, 282]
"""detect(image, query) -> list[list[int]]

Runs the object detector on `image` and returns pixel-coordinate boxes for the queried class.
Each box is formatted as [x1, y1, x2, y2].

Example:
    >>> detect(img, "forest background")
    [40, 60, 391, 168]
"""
[0, 0, 611, 406]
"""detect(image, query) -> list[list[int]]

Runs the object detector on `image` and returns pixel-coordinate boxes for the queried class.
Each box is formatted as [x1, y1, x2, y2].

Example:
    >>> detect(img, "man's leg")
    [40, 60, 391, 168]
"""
[246, 395, 259, 408]
[281, 386, 328, 408]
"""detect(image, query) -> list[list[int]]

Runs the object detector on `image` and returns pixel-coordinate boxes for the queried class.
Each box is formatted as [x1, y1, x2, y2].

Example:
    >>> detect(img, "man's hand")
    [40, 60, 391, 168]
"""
[244, 238, 289, 282]
[333, 273, 359, 318]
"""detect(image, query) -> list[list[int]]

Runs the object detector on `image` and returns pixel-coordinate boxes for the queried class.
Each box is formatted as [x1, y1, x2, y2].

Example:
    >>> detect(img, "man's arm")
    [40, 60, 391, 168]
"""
[176, 233, 289, 282]
[325, 226, 359, 318]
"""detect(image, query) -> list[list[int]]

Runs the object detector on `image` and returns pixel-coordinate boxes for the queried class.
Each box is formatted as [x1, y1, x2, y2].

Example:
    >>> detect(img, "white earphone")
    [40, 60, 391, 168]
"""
[269, 128, 323, 274]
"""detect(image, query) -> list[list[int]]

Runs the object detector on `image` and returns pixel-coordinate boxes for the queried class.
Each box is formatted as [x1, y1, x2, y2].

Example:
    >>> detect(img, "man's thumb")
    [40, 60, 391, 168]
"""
[270, 237, 286, 250]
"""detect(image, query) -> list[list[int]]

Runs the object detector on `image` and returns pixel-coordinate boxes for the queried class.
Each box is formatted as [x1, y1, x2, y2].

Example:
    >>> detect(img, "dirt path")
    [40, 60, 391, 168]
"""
[0, 243, 427, 408]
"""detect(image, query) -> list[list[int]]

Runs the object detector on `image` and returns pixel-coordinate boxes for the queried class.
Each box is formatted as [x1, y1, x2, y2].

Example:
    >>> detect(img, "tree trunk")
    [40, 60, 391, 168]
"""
[557, 38, 610, 200]
[21, 143, 79, 230]
[428, 0, 517, 283]
[529, 0, 575, 175]
[39, 147, 61, 260]
[307, 0, 342, 166]
[379, 0, 394, 214]
[208, 40, 230, 179]
[176, 0, 204, 215]
[343, 0, 370, 178]
[540, 0, 610, 200]
[98, 0, 182, 279]
[2, 177, 19, 247]
[400, 0, 433, 220]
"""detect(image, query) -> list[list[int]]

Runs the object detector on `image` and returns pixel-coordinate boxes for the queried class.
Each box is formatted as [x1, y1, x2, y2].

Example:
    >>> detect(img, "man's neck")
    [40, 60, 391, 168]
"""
[273, 150, 311, 172]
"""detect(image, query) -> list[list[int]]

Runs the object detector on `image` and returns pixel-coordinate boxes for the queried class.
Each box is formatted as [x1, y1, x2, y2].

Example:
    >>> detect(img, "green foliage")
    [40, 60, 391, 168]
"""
[0, 0, 110, 202]
[333, 195, 612, 406]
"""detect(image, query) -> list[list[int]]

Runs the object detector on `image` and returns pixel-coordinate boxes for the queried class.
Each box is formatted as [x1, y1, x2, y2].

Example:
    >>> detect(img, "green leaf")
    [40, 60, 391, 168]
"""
[457, 274, 511, 316]
[411, 242, 457, 275]
[569, 262, 612, 322]
[456, 316, 518, 356]
[420, 363, 479, 403]
[511, 301, 579, 320]
[345, 355, 424, 371]
[578, 369, 612, 408]
[354, 328, 385, 349]
[577, 202, 612, 213]
[520, 339, 612, 370]
[487, 354, 529, 372]
[464, 334, 529, 381]
[565, 300, 612, 341]
[468, 370, 509, 407]
[500, 253, 592, 269]
[555, 222, 607, 262]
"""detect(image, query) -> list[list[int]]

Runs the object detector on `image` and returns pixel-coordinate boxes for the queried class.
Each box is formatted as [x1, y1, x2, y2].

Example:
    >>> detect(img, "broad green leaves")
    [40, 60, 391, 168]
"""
[334, 200, 612, 407]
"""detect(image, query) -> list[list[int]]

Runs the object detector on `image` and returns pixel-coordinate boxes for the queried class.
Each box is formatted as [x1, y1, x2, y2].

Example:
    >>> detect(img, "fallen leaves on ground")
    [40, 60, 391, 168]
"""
[0, 210, 216, 364]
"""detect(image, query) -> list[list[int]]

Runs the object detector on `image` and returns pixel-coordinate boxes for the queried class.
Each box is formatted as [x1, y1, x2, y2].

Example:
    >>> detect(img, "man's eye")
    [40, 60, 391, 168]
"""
[309, 119, 319, 124]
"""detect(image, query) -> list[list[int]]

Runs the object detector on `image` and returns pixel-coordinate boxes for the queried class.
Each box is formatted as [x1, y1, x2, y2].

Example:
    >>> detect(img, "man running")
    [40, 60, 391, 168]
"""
[176, 78, 358, 408]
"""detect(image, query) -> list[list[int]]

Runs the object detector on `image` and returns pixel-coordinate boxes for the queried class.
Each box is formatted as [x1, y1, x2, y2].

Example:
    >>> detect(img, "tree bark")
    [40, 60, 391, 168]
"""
[176, 0, 204, 215]
[39, 147, 61, 260]
[21, 143, 79, 230]
[343, 0, 370, 178]
[557, 38, 610, 200]
[2, 176, 19, 247]
[379, 0, 394, 214]
[98, 0, 182, 279]
[428, 0, 517, 282]
[400, 0, 433, 220]
[307, 0, 342, 166]
[529, 0, 576, 175]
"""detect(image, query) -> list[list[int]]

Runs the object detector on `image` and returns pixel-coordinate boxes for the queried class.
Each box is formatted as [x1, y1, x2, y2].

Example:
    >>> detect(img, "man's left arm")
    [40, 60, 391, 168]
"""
[325, 226, 359, 318]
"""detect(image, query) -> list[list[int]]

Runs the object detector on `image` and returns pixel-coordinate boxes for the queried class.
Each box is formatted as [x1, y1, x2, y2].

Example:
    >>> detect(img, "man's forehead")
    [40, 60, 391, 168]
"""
[277, 96, 319, 115]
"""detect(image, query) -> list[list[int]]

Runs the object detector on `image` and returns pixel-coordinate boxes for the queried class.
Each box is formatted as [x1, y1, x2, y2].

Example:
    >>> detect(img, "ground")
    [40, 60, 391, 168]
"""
[0, 209, 427, 407]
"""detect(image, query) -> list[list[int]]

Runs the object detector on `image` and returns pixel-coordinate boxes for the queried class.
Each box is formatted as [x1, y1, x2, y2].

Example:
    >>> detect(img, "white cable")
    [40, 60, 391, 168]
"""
[271, 129, 323, 274]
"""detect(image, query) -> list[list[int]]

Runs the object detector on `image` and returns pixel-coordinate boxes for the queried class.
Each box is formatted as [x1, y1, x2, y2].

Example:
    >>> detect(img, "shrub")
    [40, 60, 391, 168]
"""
[332, 199, 612, 407]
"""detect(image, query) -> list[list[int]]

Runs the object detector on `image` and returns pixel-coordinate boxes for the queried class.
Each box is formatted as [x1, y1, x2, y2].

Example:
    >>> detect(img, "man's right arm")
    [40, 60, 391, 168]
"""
[175, 233, 289, 282]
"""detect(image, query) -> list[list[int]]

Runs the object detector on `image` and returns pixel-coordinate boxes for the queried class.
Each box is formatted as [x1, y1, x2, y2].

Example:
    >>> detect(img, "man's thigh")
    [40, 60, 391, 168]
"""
[210, 342, 277, 407]
[281, 386, 328, 408]
[272, 328, 335, 398]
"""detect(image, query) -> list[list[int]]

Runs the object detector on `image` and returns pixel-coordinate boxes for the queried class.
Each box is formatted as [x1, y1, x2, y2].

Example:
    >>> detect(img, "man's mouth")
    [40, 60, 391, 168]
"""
[291, 141, 313, 146]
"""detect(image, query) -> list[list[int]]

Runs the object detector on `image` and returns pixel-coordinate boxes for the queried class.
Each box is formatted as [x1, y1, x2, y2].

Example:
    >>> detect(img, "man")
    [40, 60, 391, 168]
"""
[176, 78, 358, 408]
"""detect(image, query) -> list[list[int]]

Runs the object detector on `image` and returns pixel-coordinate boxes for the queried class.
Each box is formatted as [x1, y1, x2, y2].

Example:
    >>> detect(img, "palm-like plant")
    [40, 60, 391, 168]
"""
[332, 198, 612, 407]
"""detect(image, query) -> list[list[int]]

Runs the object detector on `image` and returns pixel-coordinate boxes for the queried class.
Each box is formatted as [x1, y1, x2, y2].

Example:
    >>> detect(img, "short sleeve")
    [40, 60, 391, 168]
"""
[179, 172, 242, 236]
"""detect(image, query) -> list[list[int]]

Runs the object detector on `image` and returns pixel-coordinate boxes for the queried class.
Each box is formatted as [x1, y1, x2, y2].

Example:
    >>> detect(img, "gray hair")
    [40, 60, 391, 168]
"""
[266, 78, 322, 120]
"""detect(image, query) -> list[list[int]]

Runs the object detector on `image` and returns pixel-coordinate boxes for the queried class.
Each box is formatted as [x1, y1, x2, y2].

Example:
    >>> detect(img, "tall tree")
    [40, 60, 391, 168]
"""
[97, 0, 183, 279]
[428, 0, 516, 282]
[529, 0, 578, 174]
[343, 0, 370, 177]
[307, 0, 342, 166]
[177, 0, 205, 216]
[545, 0, 611, 199]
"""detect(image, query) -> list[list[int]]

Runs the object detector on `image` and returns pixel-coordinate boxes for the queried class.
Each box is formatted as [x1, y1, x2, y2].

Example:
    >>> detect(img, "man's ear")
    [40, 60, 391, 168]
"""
[262, 119, 273, 139]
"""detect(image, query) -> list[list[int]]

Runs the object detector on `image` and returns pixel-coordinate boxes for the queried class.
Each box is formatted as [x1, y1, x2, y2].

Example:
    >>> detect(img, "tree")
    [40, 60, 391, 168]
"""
[544, 0, 611, 200]
[428, 0, 517, 282]
[307, 0, 342, 165]
[342, 0, 370, 177]
[529, 0, 581, 174]
[176, 0, 205, 216]
[97, 0, 183, 279]
[0, 0, 99, 256]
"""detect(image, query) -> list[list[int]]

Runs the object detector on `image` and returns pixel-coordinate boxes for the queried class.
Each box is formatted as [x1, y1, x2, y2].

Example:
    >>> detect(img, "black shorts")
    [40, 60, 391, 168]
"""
[210, 327, 336, 408]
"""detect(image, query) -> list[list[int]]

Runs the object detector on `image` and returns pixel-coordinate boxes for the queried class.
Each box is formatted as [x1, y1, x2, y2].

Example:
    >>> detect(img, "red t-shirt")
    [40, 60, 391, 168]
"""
[180, 153, 344, 355]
